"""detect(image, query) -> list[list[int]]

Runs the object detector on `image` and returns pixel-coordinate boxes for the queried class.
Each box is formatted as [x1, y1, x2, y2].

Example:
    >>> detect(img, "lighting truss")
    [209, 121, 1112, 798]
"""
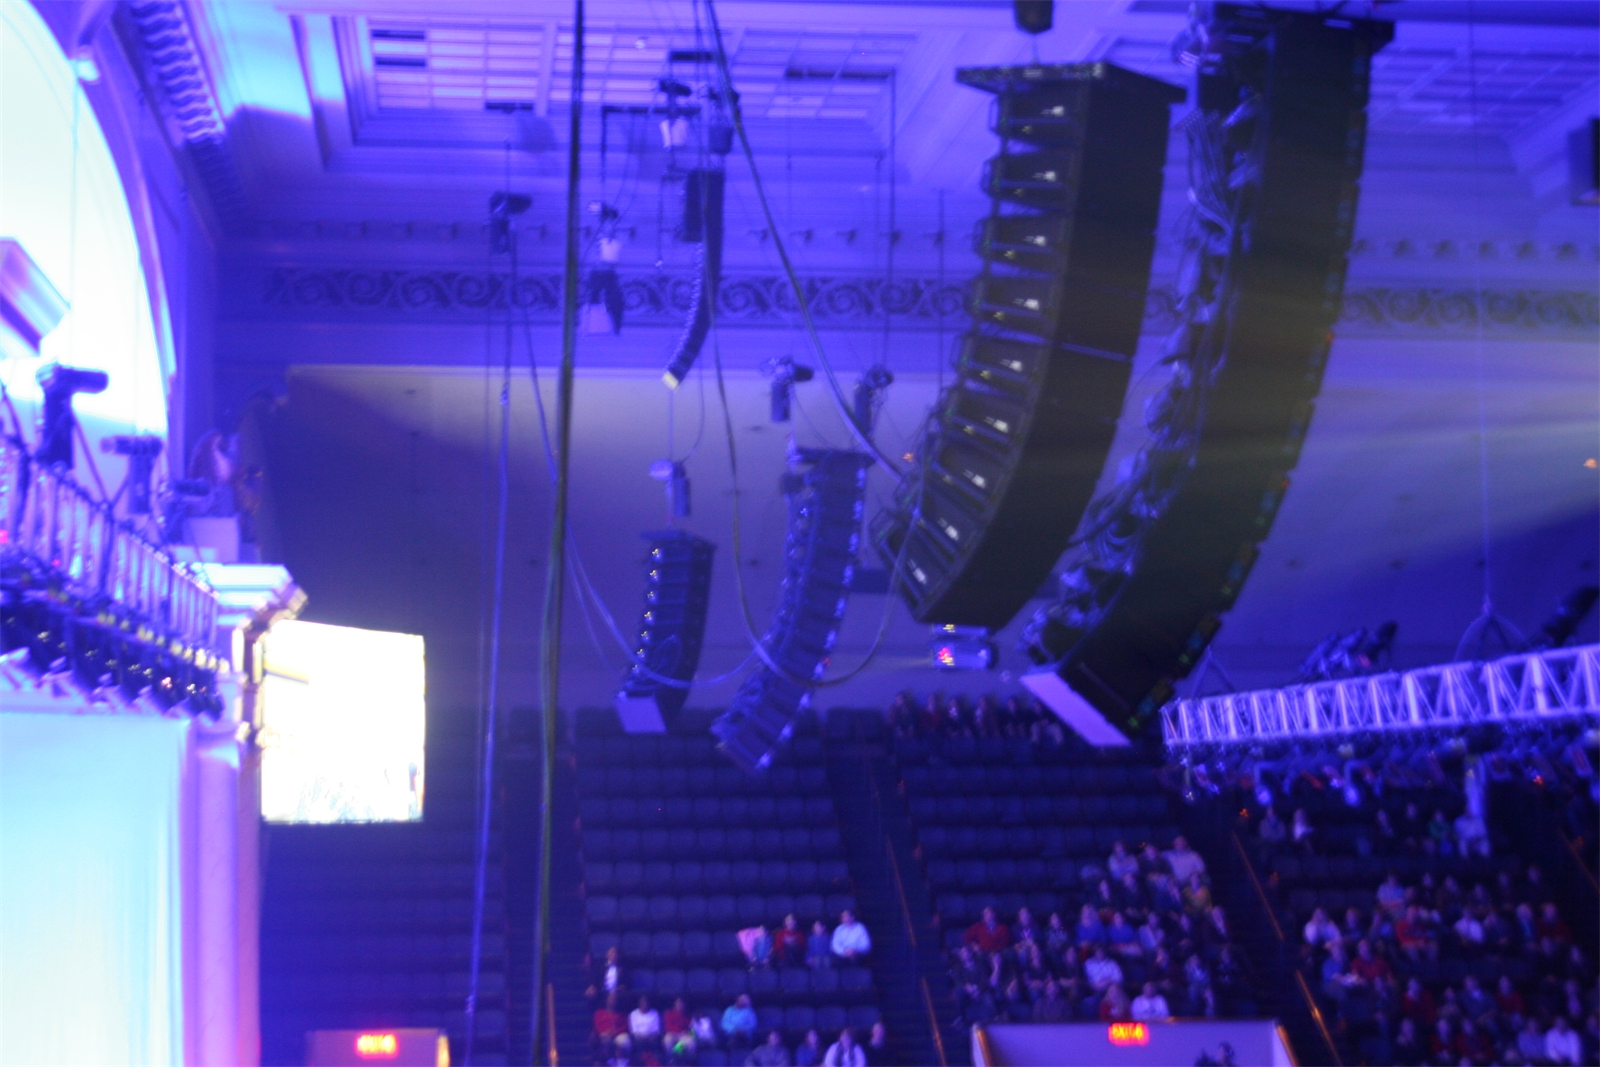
[1162, 643, 1600, 753]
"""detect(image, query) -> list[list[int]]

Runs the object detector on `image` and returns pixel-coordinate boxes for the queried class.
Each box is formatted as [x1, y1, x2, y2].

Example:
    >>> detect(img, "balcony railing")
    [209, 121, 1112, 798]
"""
[1, 435, 220, 658]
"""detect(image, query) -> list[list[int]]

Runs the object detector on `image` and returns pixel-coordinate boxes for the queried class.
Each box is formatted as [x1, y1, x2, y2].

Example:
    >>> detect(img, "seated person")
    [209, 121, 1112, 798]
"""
[773, 913, 807, 966]
[746, 1030, 791, 1067]
[629, 995, 663, 1048]
[1164, 836, 1207, 884]
[1107, 840, 1140, 881]
[663, 997, 691, 1046]
[1131, 981, 1171, 1021]
[966, 906, 1013, 955]
[806, 920, 833, 968]
[721, 994, 757, 1048]
[1085, 945, 1124, 992]
[1258, 808, 1287, 846]
[831, 910, 872, 961]
[794, 1029, 824, 1067]
[594, 991, 627, 1049]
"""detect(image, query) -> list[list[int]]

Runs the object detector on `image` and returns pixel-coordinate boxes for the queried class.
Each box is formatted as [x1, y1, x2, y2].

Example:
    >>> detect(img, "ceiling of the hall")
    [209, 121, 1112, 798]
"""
[186, 0, 1597, 241]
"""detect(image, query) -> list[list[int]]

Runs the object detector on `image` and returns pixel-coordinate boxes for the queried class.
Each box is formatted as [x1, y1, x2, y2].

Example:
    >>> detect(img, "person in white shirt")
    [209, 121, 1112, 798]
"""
[1164, 836, 1207, 884]
[822, 1028, 866, 1067]
[629, 995, 663, 1046]
[831, 910, 872, 961]
[1545, 1016, 1582, 1065]
[1452, 911, 1485, 948]
[1084, 945, 1123, 992]
[1303, 908, 1340, 948]
[1130, 982, 1170, 1021]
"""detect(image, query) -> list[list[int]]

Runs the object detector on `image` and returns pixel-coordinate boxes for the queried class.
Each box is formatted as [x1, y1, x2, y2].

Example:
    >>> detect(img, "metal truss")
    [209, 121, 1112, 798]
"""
[1163, 644, 1600, 752]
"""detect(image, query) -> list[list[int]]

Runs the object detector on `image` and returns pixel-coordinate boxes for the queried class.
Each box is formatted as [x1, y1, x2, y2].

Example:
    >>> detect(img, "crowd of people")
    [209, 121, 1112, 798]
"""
[588, 910, 880, 1066]
[886, 692, 1067, 745]
[1297, 861, 1597, 1065]
[591, 995, 890, 1067]
[1256, 799, 1493, 860]
[946, 835, 1256, 1028]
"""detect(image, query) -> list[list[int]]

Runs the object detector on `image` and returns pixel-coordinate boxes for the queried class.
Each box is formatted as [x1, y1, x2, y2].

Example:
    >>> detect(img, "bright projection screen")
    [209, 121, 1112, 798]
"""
[259, 620, 425, 823]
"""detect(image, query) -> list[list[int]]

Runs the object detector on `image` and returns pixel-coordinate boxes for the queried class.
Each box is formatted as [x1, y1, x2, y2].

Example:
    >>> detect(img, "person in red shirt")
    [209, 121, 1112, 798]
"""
[1349, 939, 1391, 985]
[1394, 906, 1430, 960]
[594, 991, 626, 1048]
[774, 913, 807, 966]
[965, 906, 1013, 955]
[662, 997, 690, 1045]
[1401, 978, 1435, 1027]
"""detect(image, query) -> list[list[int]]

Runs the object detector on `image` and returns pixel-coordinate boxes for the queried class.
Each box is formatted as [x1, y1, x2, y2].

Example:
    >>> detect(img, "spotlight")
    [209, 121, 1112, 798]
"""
[36, 363, 108, 469]
[765, 357, 814, 423]
[488, 191, 531, 255]
[101, 435, 163, 514]
[852, 365, 894, 440]
[1014, 0, 1053, 36]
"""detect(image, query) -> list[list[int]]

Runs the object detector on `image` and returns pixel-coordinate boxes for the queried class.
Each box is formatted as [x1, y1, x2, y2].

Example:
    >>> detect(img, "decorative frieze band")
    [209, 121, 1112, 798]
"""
[259, 266, 1599, 337]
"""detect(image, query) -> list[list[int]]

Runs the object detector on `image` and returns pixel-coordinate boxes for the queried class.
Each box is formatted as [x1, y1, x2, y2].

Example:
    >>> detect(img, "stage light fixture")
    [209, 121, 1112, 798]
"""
[35, 363, 108, 470]
[101, 435, 163, 514]
[765, 357, 814, 423]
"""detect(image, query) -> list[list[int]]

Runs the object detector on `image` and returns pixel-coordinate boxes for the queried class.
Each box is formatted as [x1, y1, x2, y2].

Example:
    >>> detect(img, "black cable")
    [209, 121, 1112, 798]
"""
[533, 3, 582, 1060]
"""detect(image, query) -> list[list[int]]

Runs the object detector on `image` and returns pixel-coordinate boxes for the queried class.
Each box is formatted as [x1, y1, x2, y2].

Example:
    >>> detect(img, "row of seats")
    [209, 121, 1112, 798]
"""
[935, 891, 1092, 928]
[926, 856, 1163, 893]
[917, 822, 1180, 859]
[269, 863, 484, 892]
[903, 763, 1160, 797]
[908, 792, 1168, 826]
[893, 735, 1146, 766]
[576, 735, 826, 767]
[583, 827, 844, 862]
[262, 933, 507, 967]
[591, 929, 827, 968]
[580, 796, 836, 828]
[586, 859, 850, 894]
[585, 893, 858, 930]
[626, 965, 875, 1004]
[263, 895, 505, 933]
[271, 1009, 507, 1040]
[262, 969, 506, 1008]
[584, 765, 830, 797]
[1270, 851, 1519, 888]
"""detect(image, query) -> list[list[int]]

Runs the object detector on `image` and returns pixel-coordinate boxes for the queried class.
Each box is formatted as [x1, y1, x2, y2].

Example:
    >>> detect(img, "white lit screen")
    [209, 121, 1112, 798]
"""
[259, 620, 425, 823]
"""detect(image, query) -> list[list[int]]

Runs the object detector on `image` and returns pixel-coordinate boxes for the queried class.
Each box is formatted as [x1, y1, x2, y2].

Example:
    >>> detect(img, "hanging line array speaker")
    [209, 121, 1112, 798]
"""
[1021, 4, 1394, 745]
[872, 63, 1183, 631]
[662, 168, 727, 388]
[714, 449, 870, 771]
[615, 530, 716, 732]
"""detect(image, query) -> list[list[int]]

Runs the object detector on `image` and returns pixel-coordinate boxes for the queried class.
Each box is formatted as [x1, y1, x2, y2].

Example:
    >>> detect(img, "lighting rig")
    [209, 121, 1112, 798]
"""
[1, 372, 222, 714]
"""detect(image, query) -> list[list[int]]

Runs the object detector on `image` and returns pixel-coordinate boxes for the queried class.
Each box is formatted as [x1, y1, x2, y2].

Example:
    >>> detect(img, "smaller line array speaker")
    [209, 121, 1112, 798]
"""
[714, 450, 870, 771]
[616, 530, 715, 732]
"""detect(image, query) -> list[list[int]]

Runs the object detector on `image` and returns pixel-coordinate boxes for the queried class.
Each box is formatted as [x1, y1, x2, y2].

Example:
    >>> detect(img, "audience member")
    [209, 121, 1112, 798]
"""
[793, 1029, 824, 1067]
[806, 921, 833, 969]
[720, 994, 757, 1049]
[1131, 981, 1170, 1020]
[821, 1028, 866, 1067]
[966, 906, 1013, 954]
[831, 910, 872, 961]
[863, 1022, 890, 1067]
[746, 1030, 791, 1067]
[628, 995, 662, 1049]
[1258, 807, 1287, 846]
[774, 914, 807, 966]
[1164, 836, 1207, 883]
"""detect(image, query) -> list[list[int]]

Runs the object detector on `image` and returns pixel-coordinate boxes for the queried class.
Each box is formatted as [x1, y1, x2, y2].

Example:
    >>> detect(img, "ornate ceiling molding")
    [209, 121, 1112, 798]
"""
[121, 1, 248, 231]
[251, 266, 1599, 339]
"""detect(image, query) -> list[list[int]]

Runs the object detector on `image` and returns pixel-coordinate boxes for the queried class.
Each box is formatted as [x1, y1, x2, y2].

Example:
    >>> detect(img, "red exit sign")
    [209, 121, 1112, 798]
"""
[1108, 1022, 1150, 1046]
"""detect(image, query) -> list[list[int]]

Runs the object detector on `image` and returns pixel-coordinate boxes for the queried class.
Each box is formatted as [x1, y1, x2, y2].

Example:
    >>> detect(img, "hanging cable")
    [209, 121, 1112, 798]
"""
[700, 0, 903, 475]
[533, 5, 582, 1059]
[1454, 5, 1524, 661]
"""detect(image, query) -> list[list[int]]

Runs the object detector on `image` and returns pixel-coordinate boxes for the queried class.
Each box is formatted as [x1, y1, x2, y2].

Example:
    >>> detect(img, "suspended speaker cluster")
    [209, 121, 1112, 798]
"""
[615, 530, 716, 732]
[1021, 4, 1393, 744]
[872, 63, 1182, 630]
[714, 449, 870, 771]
